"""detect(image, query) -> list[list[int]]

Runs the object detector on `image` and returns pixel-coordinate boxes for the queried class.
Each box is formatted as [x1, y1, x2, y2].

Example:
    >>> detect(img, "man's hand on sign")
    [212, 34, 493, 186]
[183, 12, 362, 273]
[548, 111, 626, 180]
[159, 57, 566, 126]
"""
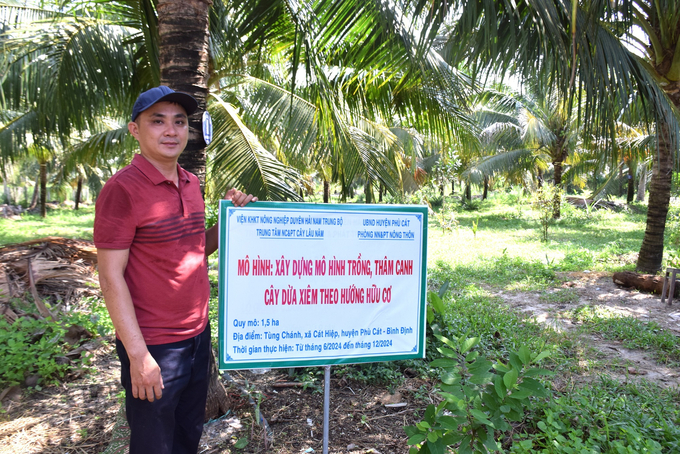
[204, 188, 258, 256]
[226, 188, 258, 207]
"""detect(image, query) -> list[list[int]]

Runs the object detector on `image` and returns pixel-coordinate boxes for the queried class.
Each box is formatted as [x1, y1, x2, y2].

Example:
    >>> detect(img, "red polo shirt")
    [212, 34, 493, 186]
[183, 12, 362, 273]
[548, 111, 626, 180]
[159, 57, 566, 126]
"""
[94, 154, 210, 345]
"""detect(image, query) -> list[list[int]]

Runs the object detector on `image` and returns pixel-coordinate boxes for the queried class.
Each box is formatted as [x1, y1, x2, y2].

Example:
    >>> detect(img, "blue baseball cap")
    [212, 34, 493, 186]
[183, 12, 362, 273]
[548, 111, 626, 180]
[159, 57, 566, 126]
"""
[131, 86, 199, 121]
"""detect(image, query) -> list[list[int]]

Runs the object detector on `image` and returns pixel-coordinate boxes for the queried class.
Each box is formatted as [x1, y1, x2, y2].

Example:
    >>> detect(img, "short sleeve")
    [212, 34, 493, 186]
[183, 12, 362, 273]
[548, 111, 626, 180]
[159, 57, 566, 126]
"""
[94, 179, 137, 250]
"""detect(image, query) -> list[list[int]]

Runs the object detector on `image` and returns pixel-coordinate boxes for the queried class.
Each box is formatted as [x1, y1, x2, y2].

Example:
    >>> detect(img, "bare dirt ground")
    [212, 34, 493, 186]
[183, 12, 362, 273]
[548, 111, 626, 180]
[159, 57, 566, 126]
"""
[503, 271, 680, 389]
[1, 271, 679, 453]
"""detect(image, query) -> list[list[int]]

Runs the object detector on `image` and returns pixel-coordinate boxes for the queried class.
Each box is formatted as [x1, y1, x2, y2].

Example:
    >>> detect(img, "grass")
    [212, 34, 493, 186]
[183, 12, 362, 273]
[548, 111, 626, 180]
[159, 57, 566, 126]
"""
[539, 287, 580, 304]
[0, 205, 95, 246]
[568, 305, 680, 365]
[422, 192, 680, 452]
[428, 193, 646, 275]
[3, 192, 680, 452]
[511, 376, 680, 453]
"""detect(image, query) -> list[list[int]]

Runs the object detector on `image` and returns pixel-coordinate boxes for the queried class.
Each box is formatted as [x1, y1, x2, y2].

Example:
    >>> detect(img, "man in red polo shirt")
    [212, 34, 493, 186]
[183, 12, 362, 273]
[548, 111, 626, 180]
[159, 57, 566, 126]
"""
[94, 86, 256, 454]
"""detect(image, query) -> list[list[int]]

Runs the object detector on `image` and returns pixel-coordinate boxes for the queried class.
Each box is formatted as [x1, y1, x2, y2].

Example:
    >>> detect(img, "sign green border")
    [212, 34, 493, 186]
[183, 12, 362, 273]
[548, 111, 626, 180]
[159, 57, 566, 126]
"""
[218, 201, 428, 370]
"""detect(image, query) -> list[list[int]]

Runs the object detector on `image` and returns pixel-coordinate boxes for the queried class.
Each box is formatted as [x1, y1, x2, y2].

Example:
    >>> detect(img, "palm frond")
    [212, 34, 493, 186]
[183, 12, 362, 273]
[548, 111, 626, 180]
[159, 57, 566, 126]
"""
[588, 160, 626, 201]
[0, 14, 136, 133]
[0, 109, 37, 163]
[464, 147, 540, 180]
[63, 124, 137, 172]
[446, 0, 679, 155]
[208, 95, 302, 202]
[226, 75, 319, 168]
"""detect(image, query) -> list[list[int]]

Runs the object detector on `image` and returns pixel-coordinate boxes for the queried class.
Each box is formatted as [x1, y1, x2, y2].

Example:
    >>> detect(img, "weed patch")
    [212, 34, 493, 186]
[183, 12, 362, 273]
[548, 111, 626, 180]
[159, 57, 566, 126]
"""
[569, 305, 680, 364]
[511, 377, 680, 453]
[539, 288, 580, 305]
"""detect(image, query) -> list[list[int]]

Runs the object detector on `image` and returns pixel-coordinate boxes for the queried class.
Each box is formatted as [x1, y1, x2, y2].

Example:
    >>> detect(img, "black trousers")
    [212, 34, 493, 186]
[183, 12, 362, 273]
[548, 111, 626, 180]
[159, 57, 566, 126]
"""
[116, 326, 211, 454]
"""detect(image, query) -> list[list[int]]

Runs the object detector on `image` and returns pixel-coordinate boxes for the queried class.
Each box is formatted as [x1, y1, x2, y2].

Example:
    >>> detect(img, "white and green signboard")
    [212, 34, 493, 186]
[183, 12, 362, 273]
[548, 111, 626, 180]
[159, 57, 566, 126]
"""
[217, 202, 428, 370]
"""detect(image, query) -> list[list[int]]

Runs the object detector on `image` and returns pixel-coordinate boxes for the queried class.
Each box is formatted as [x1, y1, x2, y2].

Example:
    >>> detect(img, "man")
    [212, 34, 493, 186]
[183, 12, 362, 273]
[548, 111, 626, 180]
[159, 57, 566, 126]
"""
[94, 86, 256, 454]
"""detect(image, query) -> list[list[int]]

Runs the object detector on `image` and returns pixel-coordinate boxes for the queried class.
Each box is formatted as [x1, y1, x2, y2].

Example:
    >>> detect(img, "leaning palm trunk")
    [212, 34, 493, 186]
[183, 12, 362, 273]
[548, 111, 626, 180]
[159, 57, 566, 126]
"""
[157, 0, 211, 193]
[29, 176, 39, 210]
[636, 119, 673, 273]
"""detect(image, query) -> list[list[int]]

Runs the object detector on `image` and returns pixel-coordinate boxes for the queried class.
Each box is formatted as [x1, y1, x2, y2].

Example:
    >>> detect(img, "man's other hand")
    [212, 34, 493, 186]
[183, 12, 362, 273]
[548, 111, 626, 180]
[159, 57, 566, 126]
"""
[225, 188, 258, 207]
[130, 351, 164, 402]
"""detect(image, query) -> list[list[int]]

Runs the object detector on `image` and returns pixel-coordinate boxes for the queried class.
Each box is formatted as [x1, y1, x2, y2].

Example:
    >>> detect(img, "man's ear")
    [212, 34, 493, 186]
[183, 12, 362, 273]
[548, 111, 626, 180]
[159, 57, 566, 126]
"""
[128, 121, 139, 140]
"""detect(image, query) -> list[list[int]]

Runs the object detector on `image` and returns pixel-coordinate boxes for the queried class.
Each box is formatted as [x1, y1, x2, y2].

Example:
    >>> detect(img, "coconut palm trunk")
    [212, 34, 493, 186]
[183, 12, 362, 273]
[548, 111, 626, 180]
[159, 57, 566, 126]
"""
[628, 1, 680, 273]
[636, 163, 647, 202]
[75, 177, 83, 210]
[323, 179, 330, 203]
[551, 134, 569, 219]
[364, 178, 373, 203]
[29, 176, 39, 210]
[636, 119, 674, 273]
[39, 162, 47, 218]
[157, 0, 211, 193]
[552, 159, 564, 219]
[156, 0, 231, 421]
[626, 164, 635, 204]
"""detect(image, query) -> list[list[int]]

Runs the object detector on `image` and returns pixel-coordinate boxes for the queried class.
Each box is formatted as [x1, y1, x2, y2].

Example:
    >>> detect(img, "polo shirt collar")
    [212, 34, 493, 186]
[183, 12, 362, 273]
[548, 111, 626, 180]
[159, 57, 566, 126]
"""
[131, 154, 191, 186]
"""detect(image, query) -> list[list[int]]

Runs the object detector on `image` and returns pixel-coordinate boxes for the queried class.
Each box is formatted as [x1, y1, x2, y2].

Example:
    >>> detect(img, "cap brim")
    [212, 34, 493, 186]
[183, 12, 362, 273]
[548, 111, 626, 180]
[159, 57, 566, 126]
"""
[156, 92, 199, 116]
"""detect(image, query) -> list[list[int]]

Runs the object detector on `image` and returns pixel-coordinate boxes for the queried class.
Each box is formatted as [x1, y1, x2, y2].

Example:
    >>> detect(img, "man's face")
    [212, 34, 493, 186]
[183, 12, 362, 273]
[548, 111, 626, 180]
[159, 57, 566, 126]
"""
[128, 102, 189, 164]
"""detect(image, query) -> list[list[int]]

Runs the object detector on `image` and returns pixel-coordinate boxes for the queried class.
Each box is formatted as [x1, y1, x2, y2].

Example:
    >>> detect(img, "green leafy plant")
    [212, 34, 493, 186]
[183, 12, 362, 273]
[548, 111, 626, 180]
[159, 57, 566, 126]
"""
[0, 300, 102, 387]
[82, 296, 114, 337]
[462, 199, 482, 211]
[472, 216, 479, 239]
[510, 377, 679, 453]
[431, 207, 458, 234]
[405, 307, 553, 453]
[334, 362, 406, 389]
[234, 437, 249, 449]
[426, 282, 448, 326]
[0, 317, 71, 387]
[532, 184, 562, 241]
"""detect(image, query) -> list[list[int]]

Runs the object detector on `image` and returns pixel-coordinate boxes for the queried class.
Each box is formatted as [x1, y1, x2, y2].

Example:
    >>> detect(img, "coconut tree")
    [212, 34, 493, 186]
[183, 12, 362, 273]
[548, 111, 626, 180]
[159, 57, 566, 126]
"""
[463, 80, 580, 217]
[0, 0, 303, 203]
[622, 1, 680, 272]
[445, 0, 680, 273]
[0, 1, 139, 185]
[217, 0, 476, 202]
[560, 121, 654, 209]
[25, 144, 52, 217]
